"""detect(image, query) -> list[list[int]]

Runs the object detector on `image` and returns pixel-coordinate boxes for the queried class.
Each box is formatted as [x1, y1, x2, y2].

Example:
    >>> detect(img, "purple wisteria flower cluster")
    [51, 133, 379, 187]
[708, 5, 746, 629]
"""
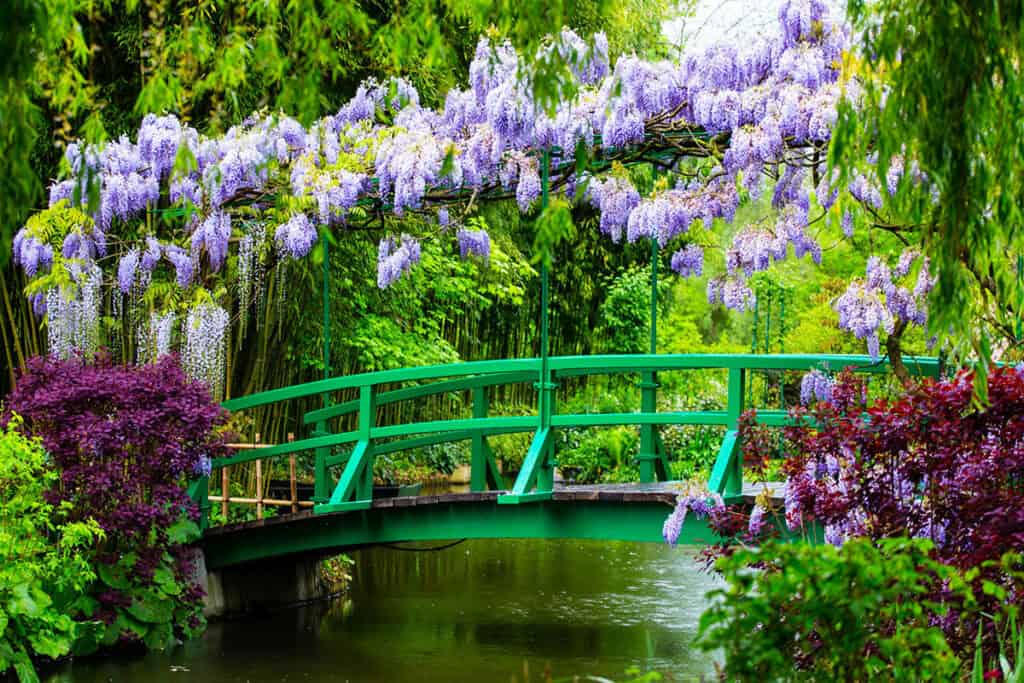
[11, 0, 913, 393]
[663, 482, 726, 545]
[456, 228, 491, 261]
[377, 235, 422, 288]
[835, 249, 933, 360]
[800, 368, 834, 405]
[182, 303, 230, 400]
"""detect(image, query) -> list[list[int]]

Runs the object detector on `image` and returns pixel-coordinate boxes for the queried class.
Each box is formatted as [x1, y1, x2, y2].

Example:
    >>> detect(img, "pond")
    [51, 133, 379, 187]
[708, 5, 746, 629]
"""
[46, 538, 720, 682]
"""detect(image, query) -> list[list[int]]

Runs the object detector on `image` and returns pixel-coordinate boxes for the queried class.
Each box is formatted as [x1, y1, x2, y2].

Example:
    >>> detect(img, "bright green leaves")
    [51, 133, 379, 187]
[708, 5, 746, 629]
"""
[698, 538, 964, 681]
[166, 518, 201, 546]
[531, 197, 576, 270]
[0, 418, 103, 682]
[837, 0, 1024, 369]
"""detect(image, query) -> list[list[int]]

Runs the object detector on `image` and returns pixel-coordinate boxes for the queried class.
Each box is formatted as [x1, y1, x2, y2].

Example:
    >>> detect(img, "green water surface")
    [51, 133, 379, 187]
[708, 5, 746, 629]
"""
[46, 538, 720, 682]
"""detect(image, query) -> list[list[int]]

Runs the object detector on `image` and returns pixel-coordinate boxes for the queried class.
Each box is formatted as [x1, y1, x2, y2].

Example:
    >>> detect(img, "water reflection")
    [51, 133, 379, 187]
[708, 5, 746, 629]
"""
[47, 538, 720, 682]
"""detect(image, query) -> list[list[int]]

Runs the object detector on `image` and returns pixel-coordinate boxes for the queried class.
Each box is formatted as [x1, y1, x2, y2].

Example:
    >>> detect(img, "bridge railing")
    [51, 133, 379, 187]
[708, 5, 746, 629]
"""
[189, 353, 940, 526]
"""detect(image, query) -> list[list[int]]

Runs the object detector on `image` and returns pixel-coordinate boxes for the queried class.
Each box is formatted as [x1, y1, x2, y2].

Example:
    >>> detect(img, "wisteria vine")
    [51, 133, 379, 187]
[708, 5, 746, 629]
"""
[11, 0, 930, 392]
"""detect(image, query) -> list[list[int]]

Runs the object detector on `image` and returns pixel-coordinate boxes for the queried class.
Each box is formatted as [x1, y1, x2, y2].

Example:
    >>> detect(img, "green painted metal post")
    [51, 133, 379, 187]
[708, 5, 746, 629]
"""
[356, 384, 376, 500]
[763, 285, 772, 404]
[471, 386, 502, 491]
[536, 148, 556, 493]
[499, 149, 556, 503]
[708, 367, 745, 497]
[639, 237, 662, 482]
[187, 476, 210, 532]
[313, 230, 332, 504]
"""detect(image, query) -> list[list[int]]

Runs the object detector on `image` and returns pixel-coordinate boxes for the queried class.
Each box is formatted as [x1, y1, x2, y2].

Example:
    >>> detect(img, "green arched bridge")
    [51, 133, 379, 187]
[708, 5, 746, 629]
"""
[191, 353, 940, 569]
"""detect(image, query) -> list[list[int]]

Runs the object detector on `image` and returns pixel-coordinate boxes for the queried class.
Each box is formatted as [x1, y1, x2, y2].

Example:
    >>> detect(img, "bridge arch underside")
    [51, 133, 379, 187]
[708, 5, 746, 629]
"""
[200, 490, 716, 570]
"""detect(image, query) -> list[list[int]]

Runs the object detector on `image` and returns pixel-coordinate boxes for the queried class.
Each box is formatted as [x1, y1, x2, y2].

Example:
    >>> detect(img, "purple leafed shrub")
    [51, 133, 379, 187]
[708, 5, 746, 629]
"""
[730, 366, 1024, 656]
[4, 354, 230, 641]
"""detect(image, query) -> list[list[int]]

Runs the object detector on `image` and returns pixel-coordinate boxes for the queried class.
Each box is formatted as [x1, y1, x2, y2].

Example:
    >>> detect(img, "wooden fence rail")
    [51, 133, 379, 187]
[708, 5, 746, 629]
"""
[209, 433, 314, 519]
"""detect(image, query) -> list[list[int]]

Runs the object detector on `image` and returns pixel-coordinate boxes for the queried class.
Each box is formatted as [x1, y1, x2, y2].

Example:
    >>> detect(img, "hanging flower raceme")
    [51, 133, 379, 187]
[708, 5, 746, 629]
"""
[456, 228, 490, 261]
[670, 244, 704, 278]
[835, 250, 932, 360]
[377, 235, 422, 289]
[8, 0, 919, 390]
[46, 263, 103, 359]
[182, 302, 229, 400]
[274, 213, 317, 260]
[663, 482, 726, 546]
[800, 369, 834, 405]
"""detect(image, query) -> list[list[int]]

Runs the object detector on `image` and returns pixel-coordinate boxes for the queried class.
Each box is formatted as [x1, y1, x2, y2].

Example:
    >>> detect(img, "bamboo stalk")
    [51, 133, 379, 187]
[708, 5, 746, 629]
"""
[255, 432, 263, 519]
[208, 495, 314, 507]
[0, 271, 26, 370]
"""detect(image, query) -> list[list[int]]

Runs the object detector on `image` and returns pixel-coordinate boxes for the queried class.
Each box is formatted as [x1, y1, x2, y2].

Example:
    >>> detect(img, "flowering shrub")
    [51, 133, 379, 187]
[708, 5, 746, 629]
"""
[4, 355, 230, 650]
[722, 366, 1024, 657]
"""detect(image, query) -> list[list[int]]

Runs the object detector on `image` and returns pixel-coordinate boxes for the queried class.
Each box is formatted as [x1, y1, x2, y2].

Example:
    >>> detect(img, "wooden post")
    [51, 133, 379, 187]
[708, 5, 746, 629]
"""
[255, 432, 263, 519]
[255, 459, 263, 519]
[221, 466, 229, 519]
[288, 433, 297, 513]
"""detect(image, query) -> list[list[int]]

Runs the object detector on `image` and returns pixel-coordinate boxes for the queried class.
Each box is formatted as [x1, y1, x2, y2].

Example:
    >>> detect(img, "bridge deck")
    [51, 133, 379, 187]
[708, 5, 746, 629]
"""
[200, 481, 785, 569]
[203, 481, 784, 538]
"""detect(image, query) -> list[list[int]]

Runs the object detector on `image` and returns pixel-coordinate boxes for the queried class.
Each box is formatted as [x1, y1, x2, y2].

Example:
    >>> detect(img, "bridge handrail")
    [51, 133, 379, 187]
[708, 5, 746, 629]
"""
[223, 353, 940, 415]
[198, 353, 939, 520]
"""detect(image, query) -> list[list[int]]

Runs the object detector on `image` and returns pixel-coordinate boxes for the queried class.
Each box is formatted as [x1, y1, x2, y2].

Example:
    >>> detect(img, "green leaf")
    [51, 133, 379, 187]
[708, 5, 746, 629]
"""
[28, 629, 73, 659]
[126, 595, 175, 624]
[12, 648, 39, 683]
[153, 567, 182, 597]
[108, 612, 150, 642]
[97, 561, 132, 590]
[531, 198, 576, 269]
[8, 584, 40, 618]
[143, 620, 174, 651]
[71, 621, 103, 657]
[167, 518, 201, 545]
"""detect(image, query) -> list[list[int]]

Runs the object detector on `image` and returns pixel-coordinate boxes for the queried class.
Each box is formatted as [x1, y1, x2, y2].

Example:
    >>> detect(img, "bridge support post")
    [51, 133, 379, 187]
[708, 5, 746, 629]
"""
[708, 367, 745, 498]
[638, 236, 669, 483]
[499, 148, 556, 505]
[312, 422, 330, 504]
[471, 386, 502, 491]
[315, 230, 333, 505]
[638, 372, 668, 483]
[187, 475, 211, 531]
[316, 385, 375, 514]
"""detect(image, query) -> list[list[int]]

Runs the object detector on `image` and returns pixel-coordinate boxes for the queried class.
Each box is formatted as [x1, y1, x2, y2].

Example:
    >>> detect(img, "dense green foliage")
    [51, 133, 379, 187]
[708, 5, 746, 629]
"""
[4, 357, 229, 670]
[0, 417, 103, 683]
[699, 538, 964, 682]
[837, 0, 1024, 367]
[0, 0, 669, 264]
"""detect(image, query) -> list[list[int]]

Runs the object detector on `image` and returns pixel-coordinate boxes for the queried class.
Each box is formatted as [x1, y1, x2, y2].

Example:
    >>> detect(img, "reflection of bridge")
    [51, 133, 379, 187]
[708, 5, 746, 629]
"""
[191, 353, 940, 570]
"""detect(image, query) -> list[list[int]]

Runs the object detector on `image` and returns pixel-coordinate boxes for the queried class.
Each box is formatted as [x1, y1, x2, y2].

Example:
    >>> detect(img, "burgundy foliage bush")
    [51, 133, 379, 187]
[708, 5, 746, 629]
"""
[733, 366, 1024, 654]
[3, 354, 230, 636]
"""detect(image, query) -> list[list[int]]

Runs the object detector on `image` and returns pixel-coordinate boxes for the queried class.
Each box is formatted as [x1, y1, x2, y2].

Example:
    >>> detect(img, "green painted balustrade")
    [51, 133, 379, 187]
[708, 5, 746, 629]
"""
[190, 353, 940, 527]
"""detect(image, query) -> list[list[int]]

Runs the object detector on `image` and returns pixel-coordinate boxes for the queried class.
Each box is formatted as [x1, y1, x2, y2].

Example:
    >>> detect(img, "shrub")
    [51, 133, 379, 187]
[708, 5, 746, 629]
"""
[698, 538, 963, 682]
[729, 366, 1024, 656]
[4, 354, 230, 651]
[556, 426, 638, 483]
[0, 416, 103, 683]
